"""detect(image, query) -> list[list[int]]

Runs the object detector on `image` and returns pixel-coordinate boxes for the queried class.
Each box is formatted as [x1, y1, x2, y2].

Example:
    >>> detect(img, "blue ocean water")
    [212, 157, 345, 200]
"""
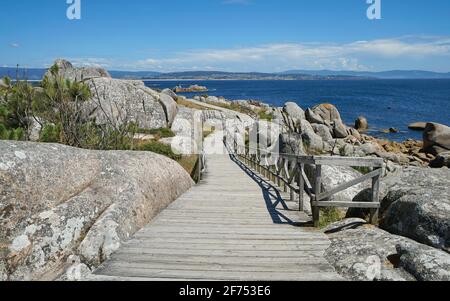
[144, 79, 450, 141]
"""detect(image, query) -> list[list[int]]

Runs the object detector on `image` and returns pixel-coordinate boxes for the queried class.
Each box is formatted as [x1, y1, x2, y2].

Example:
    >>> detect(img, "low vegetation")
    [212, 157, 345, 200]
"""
[136, 127, 175, 139]
[137, 141, 182, 161]
[206, 101, 255, 116]
[258, 109, 274, 121]
[176, 97, 210, 110]
[318, 207, 345, 229]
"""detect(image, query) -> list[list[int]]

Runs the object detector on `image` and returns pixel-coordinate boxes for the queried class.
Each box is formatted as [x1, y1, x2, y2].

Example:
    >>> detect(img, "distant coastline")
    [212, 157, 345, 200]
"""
[2, 67, 450, 81]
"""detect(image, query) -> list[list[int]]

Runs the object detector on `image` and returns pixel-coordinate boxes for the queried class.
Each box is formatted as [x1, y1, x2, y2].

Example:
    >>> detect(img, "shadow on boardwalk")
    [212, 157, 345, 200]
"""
[229, 153, 313, 227]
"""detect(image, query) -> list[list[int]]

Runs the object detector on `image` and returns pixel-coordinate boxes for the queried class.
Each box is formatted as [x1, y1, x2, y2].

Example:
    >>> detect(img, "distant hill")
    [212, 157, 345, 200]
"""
[109, 70, 161, 79]
[281, 69, 450, 79]
[2, 66, 449, 81]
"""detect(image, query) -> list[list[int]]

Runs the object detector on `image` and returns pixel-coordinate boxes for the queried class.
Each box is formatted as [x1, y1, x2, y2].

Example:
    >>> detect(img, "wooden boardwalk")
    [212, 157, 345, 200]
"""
[92, 142, 342, 281]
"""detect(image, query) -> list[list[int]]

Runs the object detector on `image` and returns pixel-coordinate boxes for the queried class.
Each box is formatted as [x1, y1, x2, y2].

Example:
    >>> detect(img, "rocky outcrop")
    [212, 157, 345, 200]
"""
[86, 78, 169, 129]
[159, 93, 178, 126]
[423, 123, 450, 155]
[325, 221, 450, 281]
[379, 167, 450, 252]
[0, 141, 193, 280]
[312, 104, 342, 126]
[283, 102, 305, 128]
[44, 59, 175, 131]
[46, 59, 111, 81]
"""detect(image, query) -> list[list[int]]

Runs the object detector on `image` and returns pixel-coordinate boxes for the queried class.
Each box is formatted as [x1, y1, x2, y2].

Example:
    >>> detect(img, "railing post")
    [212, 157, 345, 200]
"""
[197, 153, 202, 183]
[276, 159, 281, 188]
[313, 165, 322, 228]
[298, 163, 305, 212]
[370, 168, 381, 225]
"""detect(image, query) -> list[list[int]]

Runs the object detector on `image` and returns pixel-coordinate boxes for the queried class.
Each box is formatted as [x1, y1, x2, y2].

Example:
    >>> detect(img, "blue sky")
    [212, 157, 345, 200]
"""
[1, 0, 450, 72]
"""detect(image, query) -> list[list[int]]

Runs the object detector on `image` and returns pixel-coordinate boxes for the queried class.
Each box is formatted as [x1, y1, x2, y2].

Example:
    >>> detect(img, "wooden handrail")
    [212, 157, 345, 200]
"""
[224, 133, 383, 227]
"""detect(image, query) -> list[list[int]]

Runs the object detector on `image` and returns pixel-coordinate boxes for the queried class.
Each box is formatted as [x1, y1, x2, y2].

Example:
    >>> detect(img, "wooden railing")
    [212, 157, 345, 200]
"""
[224, 135, 383, 227]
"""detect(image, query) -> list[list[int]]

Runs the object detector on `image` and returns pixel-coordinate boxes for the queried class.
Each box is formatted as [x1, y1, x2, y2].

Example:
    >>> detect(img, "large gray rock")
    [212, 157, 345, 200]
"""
[283, 102, 305, 124]
[312, 104, 342, 125]
[0, 141, 193, 280]
[423, 123, 450, 155]
[325, 221, 450, 281]
[301, 120, 324, 153]
[305, 108, 325, 125]
[355, 116, 369, 132]
[46, 59, 111, 81]
[86, 78, 168, 129]
[280, 133, 306, 156]
[396, 243, 450, 281]
[159, 93, 178, 126]
[333, 120, 349, 139]
[379, 167, 450, 252]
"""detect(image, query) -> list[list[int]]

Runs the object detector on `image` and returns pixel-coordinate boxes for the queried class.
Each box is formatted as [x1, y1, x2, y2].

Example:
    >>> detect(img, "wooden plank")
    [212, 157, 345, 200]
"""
[298, 163, 305, 211]
[313, 156, 384, 168]
[98, 262, 335, 274]
[107, 254, 331, 266]
[312, 201, 380, 209]
[120, 241, 330, 251]
[95, 267, 342, 281]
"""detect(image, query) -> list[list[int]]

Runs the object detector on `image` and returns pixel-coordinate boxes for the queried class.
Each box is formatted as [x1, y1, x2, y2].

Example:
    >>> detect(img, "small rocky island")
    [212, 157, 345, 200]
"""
[1, 59, 449, 281]
[174, 84, 208, 93]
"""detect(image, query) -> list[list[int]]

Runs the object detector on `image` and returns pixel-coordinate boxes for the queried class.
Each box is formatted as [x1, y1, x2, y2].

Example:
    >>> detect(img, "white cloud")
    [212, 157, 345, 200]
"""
[126, 36, 450, 72]
[9, 43, 20, 48]
[41, 36, 450, 72]
[66, 57, 112, 68]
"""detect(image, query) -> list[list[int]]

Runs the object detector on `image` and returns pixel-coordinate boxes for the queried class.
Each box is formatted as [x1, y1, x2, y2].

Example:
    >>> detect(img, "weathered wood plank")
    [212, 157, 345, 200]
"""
[311, 201, 380, 209]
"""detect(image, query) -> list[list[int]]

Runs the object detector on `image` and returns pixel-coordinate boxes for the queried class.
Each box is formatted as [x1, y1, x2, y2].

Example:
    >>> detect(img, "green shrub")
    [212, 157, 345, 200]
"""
[138, 141, 182, 161]
[12, 128, 25, 141]
[40, 123, 61, 143]
[0, 123, 9, 140]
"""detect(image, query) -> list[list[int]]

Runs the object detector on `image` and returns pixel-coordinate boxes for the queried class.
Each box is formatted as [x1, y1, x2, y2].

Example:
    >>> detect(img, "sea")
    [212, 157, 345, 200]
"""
[144, 79, 450, 142]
